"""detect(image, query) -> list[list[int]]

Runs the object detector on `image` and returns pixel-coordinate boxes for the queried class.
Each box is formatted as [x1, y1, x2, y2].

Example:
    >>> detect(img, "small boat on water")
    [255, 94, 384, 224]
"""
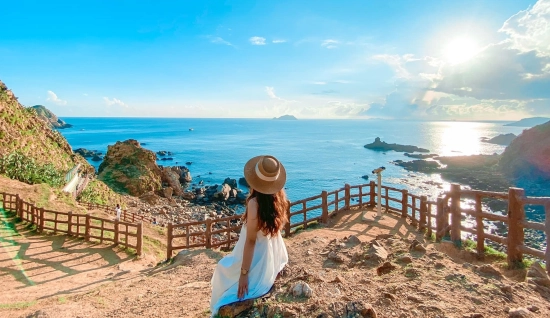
[189, 128, 194, 131]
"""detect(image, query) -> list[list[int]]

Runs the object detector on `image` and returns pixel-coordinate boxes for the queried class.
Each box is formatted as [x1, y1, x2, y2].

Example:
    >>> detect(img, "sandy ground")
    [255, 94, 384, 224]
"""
[2, 199, 549, 317]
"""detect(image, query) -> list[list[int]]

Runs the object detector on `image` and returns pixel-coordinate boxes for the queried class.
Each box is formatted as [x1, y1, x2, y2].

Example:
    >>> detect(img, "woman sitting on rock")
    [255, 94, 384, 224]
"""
[210, 155, 289, 316]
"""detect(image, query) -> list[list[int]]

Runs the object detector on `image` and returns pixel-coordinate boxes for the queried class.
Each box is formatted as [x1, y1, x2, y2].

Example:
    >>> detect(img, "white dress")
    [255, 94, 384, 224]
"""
[210, 225, 288, 317]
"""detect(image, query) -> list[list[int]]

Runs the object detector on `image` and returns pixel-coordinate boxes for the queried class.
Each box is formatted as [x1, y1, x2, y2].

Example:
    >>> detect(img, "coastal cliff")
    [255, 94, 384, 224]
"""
[29, 105, 73, 129]
[0, 80, 93, 184]
[499, 120, 550, 182]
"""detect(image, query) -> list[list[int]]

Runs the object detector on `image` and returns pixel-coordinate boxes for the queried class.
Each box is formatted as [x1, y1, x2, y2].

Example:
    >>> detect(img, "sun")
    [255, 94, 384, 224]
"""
[444, 37, 478, 64]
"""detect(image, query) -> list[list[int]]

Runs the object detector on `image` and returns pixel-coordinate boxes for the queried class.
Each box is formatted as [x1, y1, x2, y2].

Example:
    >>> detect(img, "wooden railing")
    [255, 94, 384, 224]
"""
[439, 184, 549, 273]
[164, 181, 549, 275]
[1, 192, 142, 255]
[166, 181, 437, 258]
[82, 201, 153, 224]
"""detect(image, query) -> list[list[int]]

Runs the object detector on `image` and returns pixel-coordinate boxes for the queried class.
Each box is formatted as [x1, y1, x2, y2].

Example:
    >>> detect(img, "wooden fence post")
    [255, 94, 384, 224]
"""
[450, 184, 462, 246]
[114, 220, 119, 245]
[205, 219, 212, 249]
[419, 195, 427, 231]
[321, 191, 328, 224]
[507, 187, 525, 268]
[68, 212, 73, 236]
[85, 214, 91, 242]
[1, 192, 5, 210]
[475, 194, 484, 257]
[436, 198, 445, 241]
[369, 181, 375, 206]
[284, 205, 291, 238]
[344, 184, 351, 210]
[15, 194, 21, 218]
[136, 222, 143, 256]
[167, 223, 173, 260]
[401, 190, 408, 218]
[39, 208, 45, 233]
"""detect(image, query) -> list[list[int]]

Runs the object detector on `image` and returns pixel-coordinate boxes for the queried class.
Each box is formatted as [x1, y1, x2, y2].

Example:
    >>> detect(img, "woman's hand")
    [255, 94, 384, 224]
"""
[238, 274, 248, 299]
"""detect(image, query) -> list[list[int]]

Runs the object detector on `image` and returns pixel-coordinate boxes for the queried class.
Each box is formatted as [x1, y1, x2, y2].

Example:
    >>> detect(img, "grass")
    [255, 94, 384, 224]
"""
[462, 238, 542, 269]
[0, 301, 37, 309]
[58, 296, 67, 304]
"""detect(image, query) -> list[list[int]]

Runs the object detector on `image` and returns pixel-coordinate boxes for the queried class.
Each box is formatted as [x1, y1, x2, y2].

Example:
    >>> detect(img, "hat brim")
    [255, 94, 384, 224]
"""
[243, 155, 286, 195]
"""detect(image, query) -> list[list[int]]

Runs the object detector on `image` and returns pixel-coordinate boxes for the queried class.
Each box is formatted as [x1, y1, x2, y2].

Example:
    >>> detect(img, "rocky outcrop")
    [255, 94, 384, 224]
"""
[29, 105, 73, 129]
[160, 166, 192, 196]
[499, 121, 550, 182]
[365, 137, 429, 153]
[74, 148, 102, 158]
[481, 133, 516, 146]
[98, 139, 162, 196]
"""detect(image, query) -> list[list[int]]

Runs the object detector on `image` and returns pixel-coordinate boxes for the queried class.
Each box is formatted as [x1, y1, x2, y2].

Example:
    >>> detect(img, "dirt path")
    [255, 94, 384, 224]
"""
[2, 207, 549, 318]
[0, 208, 154, 306]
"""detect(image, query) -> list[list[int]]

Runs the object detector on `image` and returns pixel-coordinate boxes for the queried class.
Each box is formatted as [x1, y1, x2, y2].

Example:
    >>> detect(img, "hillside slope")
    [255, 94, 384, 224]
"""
[499, 120, 550, 181]
[0, 80, 92, 176]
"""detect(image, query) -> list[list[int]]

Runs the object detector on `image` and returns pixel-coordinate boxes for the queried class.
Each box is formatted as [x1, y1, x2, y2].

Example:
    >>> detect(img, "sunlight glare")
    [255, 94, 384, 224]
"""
[439, 122, 483, 156]
[444, 37, 478, 64]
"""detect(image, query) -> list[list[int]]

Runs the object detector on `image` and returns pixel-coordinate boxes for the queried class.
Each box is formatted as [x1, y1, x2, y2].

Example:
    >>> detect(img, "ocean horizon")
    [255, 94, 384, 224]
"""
[58, 117, 525, 201]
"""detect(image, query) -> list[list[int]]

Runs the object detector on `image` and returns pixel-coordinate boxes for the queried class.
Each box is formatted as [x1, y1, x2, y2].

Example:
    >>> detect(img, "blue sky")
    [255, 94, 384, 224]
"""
[1, 0, 549, 119]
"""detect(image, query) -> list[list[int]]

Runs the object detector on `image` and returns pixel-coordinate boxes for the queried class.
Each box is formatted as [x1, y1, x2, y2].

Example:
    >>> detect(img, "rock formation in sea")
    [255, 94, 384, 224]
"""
[480, 133, 516, 146]
[29, 105, 73, 129]
[364, 137, 429, 153]
[98, 139, 162, 196]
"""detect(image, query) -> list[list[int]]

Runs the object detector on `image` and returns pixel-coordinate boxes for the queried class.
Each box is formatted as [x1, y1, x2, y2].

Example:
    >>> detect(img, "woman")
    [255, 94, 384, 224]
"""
[210, 155, 289, 316]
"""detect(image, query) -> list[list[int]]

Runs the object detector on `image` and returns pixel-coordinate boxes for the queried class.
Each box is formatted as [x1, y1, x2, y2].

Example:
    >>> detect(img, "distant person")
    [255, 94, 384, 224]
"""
[210, 155, 289, 316]
[115, 204, 122, 221]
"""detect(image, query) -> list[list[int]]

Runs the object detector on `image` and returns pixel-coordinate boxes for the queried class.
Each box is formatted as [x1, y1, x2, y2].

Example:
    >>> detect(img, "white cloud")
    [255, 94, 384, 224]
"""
[46, 90, 67, 105]
[249, 36, 266, 45]
[500, 0, 550, 56]
[321, 39, 339, 49]
[103, 97, 128, 108]
[265, 87, 280, 99]
[272, 39, 287, 44]
[313, 81, 327, 85]
[207, 36, 235, 47]
[83, 93, 88, 96]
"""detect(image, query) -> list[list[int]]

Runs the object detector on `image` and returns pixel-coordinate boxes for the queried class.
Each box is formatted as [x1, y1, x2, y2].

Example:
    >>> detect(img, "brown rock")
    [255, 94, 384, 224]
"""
[98, 139, 162, 196]
[376, 261, 396, 276]
[328, 251, 345, 263]
[508, 307, 531, 317]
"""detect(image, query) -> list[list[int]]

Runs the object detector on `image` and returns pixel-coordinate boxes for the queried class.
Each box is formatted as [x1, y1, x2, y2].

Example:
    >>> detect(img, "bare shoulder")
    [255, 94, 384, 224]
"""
[247, 198, 258, 217]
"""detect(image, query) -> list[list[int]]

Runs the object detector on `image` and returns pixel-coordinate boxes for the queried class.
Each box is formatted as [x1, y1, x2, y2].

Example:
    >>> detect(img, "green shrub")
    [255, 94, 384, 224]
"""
[0, 151, 64, 187]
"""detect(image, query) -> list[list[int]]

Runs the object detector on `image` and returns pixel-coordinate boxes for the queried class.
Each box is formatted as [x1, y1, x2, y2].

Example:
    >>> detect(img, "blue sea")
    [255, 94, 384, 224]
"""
[58, 118, 547, 251]
[58, 118, 526, 200]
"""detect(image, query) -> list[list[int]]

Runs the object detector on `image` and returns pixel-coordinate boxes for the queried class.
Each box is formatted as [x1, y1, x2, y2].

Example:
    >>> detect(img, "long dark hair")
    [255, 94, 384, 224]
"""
[242, 188, 289, 236]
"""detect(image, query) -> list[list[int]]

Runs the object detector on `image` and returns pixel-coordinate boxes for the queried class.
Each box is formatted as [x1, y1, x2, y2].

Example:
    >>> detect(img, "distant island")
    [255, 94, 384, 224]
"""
[29, 105, 73, 129]
[364, 137, 429, 153]
[504, 117, 550, 127]
[273, 115, 297, 120]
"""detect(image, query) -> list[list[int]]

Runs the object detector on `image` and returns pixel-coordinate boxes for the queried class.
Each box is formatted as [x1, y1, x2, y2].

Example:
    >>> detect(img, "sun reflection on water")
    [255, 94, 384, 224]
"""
[435, 121, 486, 156]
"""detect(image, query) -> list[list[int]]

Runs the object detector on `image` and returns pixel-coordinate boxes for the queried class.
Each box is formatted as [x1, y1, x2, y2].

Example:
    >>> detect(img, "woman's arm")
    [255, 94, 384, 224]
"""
[238, 199, 259, 299]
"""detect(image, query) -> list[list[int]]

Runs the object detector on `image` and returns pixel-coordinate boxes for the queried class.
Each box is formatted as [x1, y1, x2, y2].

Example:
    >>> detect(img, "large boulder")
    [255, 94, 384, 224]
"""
[98, 139, 162, 196]
[161, 167, 184, 196]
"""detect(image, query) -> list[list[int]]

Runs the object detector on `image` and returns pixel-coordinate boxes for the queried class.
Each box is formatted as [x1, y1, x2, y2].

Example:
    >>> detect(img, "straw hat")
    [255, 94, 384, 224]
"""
[243, 155, 286, 195]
